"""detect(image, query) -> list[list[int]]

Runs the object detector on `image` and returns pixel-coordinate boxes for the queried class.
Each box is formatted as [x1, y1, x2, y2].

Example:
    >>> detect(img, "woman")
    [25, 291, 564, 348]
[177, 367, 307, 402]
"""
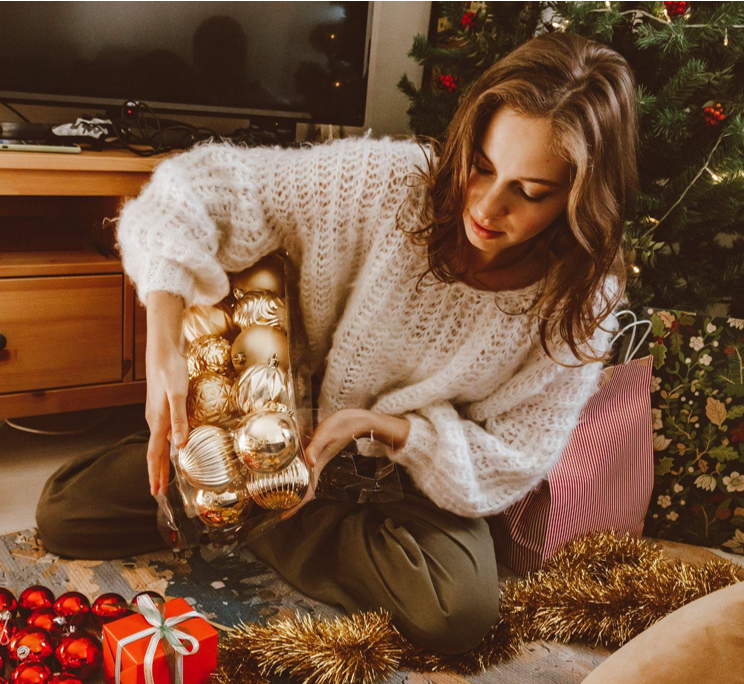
[36, 32, 638, 654]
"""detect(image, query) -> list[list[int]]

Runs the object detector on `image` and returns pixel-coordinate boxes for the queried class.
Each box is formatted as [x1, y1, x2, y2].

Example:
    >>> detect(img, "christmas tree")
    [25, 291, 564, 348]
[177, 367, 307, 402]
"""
[399, 1, 744, 318]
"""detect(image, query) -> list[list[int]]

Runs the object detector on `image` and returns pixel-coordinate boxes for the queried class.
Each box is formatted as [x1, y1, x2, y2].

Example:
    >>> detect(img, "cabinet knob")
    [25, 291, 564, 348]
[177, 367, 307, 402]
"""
[0, 334, 6, 351]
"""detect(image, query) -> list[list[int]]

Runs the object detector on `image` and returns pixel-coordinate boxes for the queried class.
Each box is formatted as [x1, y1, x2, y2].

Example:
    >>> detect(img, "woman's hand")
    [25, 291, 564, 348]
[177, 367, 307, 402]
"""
[144, 292, 189, 497]
[280, 408, 411, 521]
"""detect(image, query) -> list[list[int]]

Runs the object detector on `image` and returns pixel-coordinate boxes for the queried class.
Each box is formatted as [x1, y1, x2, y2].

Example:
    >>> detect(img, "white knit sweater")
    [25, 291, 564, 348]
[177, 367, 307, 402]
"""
[115, 134, 623, 518]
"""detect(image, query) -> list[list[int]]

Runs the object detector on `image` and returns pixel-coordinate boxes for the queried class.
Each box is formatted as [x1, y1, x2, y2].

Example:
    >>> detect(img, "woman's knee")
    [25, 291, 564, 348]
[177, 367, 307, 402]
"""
[35, 489, 81, 558]
[402, 577, 501, 654]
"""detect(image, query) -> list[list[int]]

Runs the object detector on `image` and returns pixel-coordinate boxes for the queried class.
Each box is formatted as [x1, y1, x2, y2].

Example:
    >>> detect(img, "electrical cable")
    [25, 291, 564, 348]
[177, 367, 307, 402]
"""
[108, 101, 223, 156]
[0, 102, 31, 122]
[0, 408, 115, 436]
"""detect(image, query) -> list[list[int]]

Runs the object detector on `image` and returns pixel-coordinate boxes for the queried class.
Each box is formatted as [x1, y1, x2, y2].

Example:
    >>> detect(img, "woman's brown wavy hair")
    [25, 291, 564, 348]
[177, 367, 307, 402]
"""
[398, 32, 639, 368]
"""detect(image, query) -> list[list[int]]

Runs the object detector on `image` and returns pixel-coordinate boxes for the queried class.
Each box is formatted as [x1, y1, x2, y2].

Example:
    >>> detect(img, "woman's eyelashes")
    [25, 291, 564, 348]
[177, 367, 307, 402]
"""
[471, 163, 550, 204]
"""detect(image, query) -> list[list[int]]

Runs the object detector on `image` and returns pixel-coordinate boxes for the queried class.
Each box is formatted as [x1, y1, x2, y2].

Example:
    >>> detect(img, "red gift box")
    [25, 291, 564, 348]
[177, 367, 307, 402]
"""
[102, 598, 217, 684]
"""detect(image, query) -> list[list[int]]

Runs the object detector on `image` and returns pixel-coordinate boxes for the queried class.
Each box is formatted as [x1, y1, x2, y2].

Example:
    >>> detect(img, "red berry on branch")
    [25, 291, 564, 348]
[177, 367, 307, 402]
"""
[664, 1, 689, 17]
[460, 11, 477, 30]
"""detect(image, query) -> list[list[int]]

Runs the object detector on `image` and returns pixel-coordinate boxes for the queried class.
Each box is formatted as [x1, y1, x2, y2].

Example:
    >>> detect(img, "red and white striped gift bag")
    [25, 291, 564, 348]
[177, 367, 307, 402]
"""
[489, 312, 655, 576]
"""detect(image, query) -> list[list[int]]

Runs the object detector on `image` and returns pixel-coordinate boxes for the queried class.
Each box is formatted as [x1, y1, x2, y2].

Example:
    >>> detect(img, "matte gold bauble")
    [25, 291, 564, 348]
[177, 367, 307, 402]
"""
[232, 291, 288, 332]
[231, 325, 290, 374]
[178, 425, 242, 492]
[231, 355, 293, 415]
[233, 409, 299, 473]
[231, 253, 285, 299]
[187, 335, 233, 379]
[245, 456, 309, 510]
[187, 373, 234, 428]
[195, 487, 251, 527]
[182, 303, 239, 344]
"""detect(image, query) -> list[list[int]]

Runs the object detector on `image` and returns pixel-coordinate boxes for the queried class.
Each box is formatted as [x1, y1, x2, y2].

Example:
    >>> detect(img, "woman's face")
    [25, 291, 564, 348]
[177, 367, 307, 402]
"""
[462, 107, 571, 270]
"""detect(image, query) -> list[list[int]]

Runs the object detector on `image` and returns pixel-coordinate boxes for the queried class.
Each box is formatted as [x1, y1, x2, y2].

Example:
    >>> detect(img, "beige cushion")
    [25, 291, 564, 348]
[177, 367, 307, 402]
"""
[582, 581, 744, 684]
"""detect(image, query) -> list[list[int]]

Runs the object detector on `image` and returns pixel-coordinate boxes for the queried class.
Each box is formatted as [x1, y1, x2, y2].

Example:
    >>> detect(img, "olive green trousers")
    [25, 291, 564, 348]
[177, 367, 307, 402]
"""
[36, 431, 500, 654]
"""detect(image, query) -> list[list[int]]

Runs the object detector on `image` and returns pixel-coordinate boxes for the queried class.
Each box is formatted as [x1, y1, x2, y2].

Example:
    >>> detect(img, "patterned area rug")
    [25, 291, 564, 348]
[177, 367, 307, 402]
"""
[0, 527, 616, 684]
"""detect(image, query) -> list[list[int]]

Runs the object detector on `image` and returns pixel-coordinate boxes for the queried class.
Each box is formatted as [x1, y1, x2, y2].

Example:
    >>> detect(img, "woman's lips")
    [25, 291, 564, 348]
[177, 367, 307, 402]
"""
[469, 214, 504, 240]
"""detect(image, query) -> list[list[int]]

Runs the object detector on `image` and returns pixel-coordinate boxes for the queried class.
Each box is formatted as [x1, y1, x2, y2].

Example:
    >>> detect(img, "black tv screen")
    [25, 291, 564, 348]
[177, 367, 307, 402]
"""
[0, 1, 372, 126]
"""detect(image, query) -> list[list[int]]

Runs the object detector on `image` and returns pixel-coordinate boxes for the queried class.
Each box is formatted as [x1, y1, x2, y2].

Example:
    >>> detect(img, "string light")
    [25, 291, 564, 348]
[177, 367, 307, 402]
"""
[724, 28, 729, 46]
[632, 265, 641, 274]
[706, 167, 722, 182]
[334, 81, 341, 87]
[605, 0, 611, 7]
[592, 6, 744, 31]
[330, 33, 336, 39]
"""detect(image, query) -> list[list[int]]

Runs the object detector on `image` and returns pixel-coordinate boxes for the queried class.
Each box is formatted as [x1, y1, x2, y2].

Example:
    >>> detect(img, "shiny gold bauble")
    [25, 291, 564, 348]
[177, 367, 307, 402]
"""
[245, 456, 309, 510]
[187, 372, 235, 428]
[231, 253, 285, 300]
[231, 355, 293, 415]
[233, 409, 299, 473]
[231, 325, 290, 374]
[182, 303, 239, 344]
[187, 335, 233, 379]
[177, 425, 242, 492]
[232, 291, 288, 332]
[195, 487, 251, 527]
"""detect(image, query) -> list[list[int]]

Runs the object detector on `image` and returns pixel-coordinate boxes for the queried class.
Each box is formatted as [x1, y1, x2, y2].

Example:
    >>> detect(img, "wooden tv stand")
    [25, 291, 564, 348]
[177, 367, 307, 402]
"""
[0, 148, 174, 419]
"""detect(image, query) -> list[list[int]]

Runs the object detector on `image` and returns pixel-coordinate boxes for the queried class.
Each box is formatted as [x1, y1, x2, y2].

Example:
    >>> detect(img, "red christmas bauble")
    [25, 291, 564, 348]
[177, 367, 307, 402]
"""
[460, 11, 476, 29]
[130, 592, 164, 610]
[48, 676, 84, 684]
[54, 633, 102, 681]
[0, 588, 19, 615]
[18, 589, 54, 619]
[7, 627, 54, 664]
[91, 594, 130, 623]
[52, 594, 89, 621]
[26, 610, 65, 641]
[1, 611, 18, 647]
[9, 662, 52, 684]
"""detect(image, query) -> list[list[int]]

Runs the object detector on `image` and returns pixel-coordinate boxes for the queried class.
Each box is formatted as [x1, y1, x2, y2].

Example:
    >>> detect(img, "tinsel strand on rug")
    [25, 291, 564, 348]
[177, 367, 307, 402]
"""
[210, 532, 742, 684]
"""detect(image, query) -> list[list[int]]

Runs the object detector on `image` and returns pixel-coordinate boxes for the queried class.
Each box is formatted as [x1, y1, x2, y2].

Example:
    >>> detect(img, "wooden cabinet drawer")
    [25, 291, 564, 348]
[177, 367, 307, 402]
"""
[134, 300, 147, 380]
[0, 275, 123, 394]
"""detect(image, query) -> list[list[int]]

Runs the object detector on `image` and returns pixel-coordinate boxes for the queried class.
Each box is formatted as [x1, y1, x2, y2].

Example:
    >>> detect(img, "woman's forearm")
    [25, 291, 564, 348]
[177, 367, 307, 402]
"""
[371, 412, 411, 453]
[146, 291, 186, 350]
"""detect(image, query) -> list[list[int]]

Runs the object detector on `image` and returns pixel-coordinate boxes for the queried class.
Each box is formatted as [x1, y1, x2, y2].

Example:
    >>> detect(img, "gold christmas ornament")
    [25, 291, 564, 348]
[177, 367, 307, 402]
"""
[231, 355, 293, 415]
[177, 425, 242, 492]
[233, 409, 299, 473]
[182, 303, 239, 344]
[187, 372, 235, 428]
[231, 253, 285, 300]
[231, 325, 290, 374]
[187, 334, 233, 379]
[195, 487, 251, 527]
[245, 455, 309, 510]
[232, 290, 288, 331]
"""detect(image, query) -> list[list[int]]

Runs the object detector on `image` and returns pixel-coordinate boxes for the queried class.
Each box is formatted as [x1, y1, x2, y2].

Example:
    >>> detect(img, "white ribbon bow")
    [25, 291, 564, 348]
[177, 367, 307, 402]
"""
[114, 595, 203, 684]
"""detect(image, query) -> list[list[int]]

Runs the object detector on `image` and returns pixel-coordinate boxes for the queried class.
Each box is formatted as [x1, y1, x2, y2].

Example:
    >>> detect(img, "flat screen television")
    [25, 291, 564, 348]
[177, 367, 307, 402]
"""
[0, 1, 372, 127]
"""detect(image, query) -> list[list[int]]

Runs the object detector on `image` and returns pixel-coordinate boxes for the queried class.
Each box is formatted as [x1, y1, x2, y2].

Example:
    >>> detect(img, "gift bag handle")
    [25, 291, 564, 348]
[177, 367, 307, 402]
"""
[609, 309, 653, 364]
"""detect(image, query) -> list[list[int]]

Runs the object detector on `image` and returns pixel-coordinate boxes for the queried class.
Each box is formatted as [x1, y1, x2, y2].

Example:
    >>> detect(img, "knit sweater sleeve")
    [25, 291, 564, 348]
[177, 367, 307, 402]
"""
[114, 135, 428, 309]
[384, 313, 621, 518]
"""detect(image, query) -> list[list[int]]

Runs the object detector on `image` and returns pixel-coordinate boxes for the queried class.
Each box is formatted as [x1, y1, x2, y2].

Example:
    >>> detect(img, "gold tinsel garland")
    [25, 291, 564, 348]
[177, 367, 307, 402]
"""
[210, 532, 743, 684]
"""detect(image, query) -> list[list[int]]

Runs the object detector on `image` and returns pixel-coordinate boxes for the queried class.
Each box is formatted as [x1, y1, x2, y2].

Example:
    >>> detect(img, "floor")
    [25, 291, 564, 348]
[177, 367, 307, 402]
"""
[0, 403, 148, 535]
